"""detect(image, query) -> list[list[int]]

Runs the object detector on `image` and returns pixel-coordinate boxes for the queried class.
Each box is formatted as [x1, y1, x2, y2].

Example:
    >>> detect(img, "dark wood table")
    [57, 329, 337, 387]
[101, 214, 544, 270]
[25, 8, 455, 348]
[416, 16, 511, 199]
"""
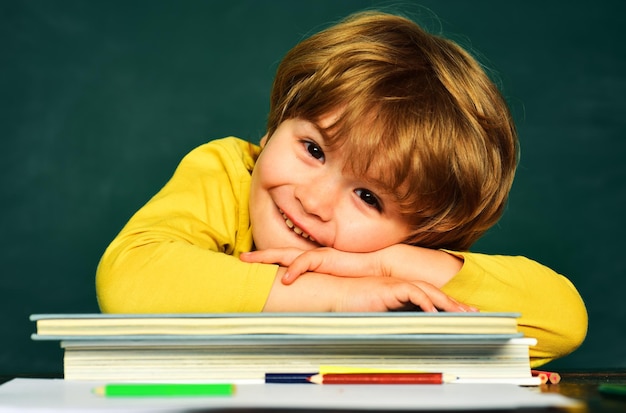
[532, 370, 626, 412]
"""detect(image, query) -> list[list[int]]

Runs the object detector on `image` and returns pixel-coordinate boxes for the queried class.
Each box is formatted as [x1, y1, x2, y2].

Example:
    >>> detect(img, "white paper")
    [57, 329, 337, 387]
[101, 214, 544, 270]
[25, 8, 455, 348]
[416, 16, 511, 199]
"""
[0, 378, 581, 412]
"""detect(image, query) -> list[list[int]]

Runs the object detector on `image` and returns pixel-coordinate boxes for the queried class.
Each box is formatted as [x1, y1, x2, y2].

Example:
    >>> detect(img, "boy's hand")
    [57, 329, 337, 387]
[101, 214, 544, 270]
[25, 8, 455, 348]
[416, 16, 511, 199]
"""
[241, 247, 379, 284]
[332, 277, 473, 312]
[331, 277, 467, 312]
[243, 247, 476, 313]
[262, 270, 473, 313]
[241, 244, 463, 289]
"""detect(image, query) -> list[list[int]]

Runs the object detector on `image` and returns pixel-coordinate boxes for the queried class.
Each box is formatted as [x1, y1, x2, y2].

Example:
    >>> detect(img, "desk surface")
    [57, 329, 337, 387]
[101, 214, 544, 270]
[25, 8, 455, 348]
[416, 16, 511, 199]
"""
[1, 371, 625, 412]
[536, 371, 626, 412]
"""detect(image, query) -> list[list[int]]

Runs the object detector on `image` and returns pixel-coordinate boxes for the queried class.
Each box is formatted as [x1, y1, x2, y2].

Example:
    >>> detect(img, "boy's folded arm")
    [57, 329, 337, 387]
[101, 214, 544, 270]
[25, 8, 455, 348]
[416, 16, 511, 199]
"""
[95, 137, 271, 313]
[441, 252, 588, 367]
[262, 270, 467, 313]
[96, 234, 277, 313]
[241, 244, 464, 288]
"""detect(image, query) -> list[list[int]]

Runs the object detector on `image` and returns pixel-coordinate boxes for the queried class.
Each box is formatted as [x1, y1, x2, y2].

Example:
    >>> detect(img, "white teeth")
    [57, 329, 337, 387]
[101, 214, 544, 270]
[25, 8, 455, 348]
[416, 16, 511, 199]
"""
[281, 212, 313, 241]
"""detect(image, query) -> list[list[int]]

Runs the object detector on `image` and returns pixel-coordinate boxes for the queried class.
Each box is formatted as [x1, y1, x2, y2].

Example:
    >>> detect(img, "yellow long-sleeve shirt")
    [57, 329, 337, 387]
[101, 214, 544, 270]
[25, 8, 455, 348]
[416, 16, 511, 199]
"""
[96, 137, 587, 367]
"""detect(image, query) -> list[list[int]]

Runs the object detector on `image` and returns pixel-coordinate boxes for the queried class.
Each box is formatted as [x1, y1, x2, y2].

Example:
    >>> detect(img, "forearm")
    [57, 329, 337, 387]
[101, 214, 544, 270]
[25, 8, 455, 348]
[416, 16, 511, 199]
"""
[263, 268, 335, 312]
[262, 267, 472, 313]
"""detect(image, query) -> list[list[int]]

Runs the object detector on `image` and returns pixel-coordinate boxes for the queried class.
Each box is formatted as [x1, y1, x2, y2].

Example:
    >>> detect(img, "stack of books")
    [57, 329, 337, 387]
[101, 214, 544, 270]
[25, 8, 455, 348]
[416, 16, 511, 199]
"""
[30, 312, 541, 385]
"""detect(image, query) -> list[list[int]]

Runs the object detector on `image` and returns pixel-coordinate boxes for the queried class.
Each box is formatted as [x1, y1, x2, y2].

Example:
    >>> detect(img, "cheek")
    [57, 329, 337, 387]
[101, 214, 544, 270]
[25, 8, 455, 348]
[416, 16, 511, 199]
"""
[335, 220, 409, 252]
[253, 151, 287, 189]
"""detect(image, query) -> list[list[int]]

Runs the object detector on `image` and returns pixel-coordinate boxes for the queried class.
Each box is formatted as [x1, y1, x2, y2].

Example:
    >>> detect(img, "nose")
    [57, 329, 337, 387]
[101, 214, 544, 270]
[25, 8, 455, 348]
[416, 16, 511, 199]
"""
[294, 174, 339, 222]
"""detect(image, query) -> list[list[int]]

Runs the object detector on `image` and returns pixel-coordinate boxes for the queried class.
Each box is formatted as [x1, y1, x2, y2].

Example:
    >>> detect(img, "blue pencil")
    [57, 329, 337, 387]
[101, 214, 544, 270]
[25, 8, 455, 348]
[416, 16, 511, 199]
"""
[265, 373, 316, 383]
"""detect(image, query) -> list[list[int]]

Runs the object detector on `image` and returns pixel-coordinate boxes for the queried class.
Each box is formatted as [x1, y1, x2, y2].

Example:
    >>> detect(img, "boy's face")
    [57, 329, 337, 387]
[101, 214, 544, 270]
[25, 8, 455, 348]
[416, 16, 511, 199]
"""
[249, 113, 411, 253]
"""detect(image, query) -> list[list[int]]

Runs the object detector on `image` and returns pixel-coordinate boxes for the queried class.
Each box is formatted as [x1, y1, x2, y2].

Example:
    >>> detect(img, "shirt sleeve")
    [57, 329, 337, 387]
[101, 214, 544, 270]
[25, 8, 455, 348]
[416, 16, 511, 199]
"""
[441, 251, 588, 367]
[96, 138, 278, 313]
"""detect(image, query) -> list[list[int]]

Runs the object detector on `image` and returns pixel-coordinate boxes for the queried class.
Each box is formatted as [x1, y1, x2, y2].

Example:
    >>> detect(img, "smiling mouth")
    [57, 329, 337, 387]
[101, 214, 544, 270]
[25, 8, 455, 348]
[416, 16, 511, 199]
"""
[280, 210, 315, 242]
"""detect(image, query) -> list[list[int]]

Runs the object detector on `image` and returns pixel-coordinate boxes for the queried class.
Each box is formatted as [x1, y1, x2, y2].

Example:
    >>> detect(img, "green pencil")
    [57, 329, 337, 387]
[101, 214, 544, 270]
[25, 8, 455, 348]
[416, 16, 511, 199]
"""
[598, 384, 626, 399]
[93, 383, 235, 397]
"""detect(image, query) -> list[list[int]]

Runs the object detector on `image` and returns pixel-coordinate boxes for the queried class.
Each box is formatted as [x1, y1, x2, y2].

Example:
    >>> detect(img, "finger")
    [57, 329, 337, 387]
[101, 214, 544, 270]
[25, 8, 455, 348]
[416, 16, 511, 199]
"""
[450, 298, 479, 313]
[439, 297, 477, 312]
[239, 249, 303, 266]
[282, 250, 331, 284]
[281, 271, 299, 285]
[381, 282, 437, 313]
[417, 283, 474, 312]
[283, 249, 372, 284]
[441, 296, 479, 312]
[405, 287, 437, 312]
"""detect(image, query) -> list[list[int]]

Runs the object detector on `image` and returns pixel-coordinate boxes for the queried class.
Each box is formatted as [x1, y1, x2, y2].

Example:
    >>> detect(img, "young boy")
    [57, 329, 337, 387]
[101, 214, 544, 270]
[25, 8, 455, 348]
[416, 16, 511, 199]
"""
[96, 11, 587, 367]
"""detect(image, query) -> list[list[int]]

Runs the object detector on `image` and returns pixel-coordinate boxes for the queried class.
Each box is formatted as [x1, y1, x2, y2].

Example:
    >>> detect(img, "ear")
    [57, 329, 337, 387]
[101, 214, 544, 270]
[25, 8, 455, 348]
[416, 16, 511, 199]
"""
[260, 134, 269, 148]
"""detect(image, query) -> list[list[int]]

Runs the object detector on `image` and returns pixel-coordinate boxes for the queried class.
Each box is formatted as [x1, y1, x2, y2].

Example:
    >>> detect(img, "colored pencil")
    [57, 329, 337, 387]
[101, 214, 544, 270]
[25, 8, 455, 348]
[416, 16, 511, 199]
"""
[93, 383, 234, 397]
[308, 372, 454, 385]
[265, 373, 316, 383]
[598, 384, 626, 399]
[531, 370, 561, 384]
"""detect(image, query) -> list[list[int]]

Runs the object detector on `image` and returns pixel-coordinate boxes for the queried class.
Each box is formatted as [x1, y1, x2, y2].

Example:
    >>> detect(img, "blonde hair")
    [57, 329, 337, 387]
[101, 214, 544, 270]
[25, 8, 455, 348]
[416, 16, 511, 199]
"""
[267, 11, 518, 250]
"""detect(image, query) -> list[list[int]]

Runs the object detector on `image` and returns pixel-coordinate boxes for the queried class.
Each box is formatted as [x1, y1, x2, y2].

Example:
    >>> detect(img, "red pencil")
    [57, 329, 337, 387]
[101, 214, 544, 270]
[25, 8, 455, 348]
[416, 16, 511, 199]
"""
[307, 372, 454, 385]
[531, 370, 561, 384]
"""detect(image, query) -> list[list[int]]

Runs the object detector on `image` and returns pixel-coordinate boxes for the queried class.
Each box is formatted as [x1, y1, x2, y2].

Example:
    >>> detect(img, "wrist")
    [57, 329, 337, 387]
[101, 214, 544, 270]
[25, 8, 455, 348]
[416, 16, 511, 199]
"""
[381, 244, 463, 287]
[263, 270, 339, 312]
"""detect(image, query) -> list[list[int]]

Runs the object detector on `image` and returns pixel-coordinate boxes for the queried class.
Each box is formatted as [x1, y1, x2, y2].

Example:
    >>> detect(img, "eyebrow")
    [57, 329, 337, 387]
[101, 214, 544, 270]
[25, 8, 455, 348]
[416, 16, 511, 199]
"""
[311, 121, 333, 144]
[303, 117, 407, 208]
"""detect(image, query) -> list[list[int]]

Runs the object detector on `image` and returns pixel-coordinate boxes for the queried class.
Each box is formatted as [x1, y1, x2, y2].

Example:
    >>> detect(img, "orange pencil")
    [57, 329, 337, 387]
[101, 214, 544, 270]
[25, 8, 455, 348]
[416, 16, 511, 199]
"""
[531, 370, 549, 384]
[308, 372, 454, 385]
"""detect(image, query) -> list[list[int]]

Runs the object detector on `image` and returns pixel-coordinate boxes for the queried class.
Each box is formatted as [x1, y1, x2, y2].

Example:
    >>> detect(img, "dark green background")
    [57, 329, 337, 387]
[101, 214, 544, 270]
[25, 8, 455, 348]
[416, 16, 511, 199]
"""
[2, 0, 624, 375]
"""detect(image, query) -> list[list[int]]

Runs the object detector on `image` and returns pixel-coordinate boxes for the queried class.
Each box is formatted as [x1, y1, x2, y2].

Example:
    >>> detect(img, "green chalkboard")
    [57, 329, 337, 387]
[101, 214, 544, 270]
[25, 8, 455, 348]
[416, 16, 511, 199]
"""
[2, 0, 625, 375]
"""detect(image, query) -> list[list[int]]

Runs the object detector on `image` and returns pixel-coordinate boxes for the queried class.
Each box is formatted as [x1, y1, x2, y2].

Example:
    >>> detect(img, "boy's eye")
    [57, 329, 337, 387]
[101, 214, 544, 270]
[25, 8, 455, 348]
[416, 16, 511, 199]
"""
[304, 141, 325, 161]
[355, 188, 382, 211]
